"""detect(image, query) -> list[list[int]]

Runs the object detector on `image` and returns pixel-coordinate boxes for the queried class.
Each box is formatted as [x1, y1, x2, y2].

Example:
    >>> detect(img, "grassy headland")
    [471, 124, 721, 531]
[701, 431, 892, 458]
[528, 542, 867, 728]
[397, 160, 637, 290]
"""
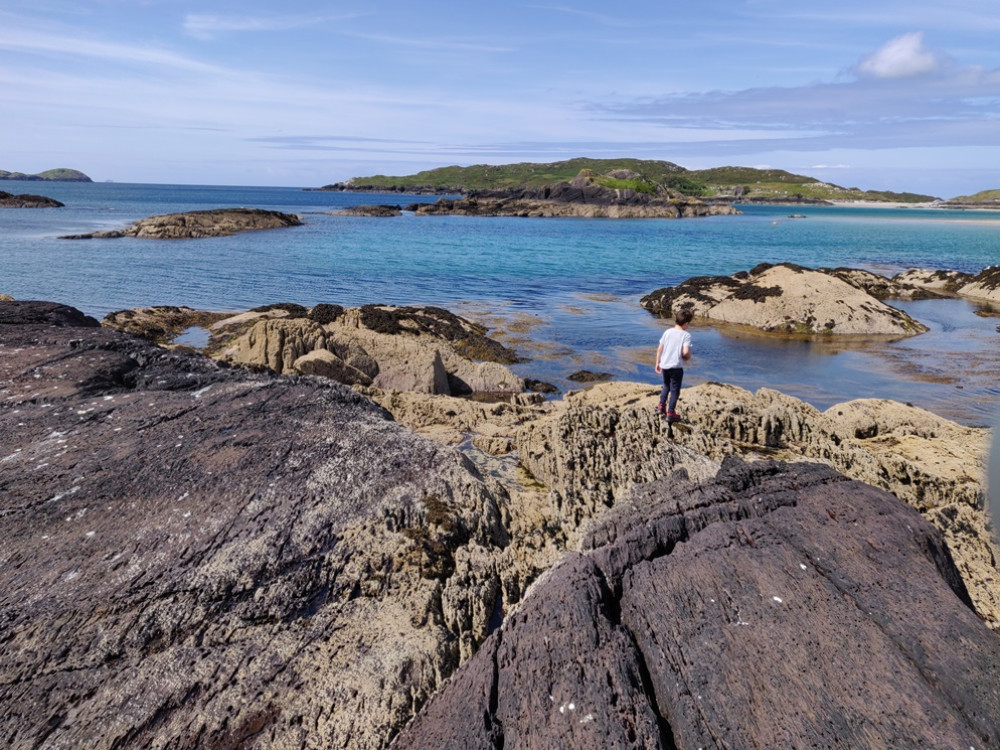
[320, 158, 939, 203]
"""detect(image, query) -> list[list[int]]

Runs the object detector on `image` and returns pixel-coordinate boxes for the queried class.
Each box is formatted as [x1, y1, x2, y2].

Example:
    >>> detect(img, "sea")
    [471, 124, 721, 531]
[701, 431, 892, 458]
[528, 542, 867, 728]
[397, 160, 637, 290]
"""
[3, 181, 999, 426]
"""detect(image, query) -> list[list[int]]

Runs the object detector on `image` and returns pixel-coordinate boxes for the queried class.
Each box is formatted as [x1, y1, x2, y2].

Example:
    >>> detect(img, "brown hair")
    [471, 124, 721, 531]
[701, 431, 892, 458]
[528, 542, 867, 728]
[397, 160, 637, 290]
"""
[675, 307, 694, 326]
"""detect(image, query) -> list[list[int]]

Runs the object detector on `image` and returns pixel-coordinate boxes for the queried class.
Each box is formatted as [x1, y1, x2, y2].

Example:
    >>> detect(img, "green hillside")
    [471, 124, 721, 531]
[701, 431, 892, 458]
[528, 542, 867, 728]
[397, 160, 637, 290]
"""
[0, 168, 92, 182]
[324, 159, 938, 203]
[948, 189, 1000, 202]
[333, 158, 706, 195]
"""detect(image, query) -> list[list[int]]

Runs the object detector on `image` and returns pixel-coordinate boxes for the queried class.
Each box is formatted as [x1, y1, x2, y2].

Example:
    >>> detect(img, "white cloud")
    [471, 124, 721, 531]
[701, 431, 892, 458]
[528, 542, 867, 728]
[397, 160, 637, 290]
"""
[856, 32, 945, 78]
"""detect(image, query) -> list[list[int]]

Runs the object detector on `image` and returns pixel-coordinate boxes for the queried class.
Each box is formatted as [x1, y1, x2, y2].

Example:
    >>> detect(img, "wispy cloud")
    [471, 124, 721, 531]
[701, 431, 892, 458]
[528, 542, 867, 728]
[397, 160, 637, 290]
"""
[0, 26, 223, 73]
[528, 5, 646, 28]
[855, 32, 950, 78]
[342, 31, 515, 54]
[183, 12, 361, 41]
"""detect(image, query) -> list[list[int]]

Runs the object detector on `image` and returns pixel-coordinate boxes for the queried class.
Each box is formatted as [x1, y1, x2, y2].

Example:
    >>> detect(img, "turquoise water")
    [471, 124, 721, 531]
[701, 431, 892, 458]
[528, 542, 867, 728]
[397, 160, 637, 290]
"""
[2, 182, 999, 423]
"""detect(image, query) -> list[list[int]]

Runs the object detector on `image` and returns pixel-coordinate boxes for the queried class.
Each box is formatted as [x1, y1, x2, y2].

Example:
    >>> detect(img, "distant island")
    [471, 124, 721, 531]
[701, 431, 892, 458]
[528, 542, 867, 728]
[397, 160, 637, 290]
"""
[0, 168, 91, 182]
[318, 157, 941, 205]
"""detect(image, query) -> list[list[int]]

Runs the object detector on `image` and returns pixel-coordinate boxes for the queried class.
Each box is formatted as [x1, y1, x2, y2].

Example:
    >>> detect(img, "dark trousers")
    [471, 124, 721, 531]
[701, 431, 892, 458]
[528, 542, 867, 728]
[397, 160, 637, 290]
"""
[659, 367, 684, 412]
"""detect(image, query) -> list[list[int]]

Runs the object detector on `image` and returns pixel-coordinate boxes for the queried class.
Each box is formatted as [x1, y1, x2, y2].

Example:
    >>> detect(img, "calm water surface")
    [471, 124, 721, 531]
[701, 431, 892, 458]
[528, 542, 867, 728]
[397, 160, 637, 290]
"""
[2, 182, 998, 424]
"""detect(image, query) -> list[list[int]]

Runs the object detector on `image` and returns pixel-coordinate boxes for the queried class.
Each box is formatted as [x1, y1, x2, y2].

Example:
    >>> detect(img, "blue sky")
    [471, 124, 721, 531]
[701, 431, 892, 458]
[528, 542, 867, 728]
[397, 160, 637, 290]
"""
[3, 1, 1000, 197]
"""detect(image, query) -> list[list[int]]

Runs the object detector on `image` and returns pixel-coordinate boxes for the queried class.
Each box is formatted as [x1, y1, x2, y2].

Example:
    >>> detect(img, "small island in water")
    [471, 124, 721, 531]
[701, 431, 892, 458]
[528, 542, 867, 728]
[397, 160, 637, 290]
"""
[0, 167, 91, 182]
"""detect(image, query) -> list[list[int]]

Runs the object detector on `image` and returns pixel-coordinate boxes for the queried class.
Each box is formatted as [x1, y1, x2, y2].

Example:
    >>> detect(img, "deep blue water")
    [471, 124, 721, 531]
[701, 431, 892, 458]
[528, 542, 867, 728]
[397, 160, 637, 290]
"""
[2, 182, 999, 424]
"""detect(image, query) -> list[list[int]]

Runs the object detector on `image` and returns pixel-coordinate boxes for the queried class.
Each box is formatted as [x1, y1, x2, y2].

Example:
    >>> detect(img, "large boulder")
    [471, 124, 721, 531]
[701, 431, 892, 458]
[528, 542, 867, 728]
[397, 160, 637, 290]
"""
[641, 263, 928, 336]
[392, 459, 1000, 750]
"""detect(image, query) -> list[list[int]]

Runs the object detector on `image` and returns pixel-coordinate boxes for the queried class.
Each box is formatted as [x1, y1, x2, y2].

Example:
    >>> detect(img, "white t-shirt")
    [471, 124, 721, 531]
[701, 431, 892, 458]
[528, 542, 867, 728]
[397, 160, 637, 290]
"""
[658, 327, 692, 369]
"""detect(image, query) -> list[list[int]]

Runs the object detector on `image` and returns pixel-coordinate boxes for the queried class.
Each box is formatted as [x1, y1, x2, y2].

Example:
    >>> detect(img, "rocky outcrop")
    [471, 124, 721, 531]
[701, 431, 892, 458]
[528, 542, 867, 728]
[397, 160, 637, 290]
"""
[3, 300, 999, 750]
[891, 266, 1000, 305]
[355, 169, 741, 219]
[405, 194, 738, 219]
[0, 300, 513, 750]
[392, 460, 1000, 750]
[103, 305, 235, 344]
[329, 205, 403, 217]
[641, 263, 929, 336]
[892, 268, 973, 294]
[0, 190, 64, 208]
[514, 381, 999, 627]
[58, 208, 302, 239]
[959, 265, 1000, 303]
[211, 304, 525, 395]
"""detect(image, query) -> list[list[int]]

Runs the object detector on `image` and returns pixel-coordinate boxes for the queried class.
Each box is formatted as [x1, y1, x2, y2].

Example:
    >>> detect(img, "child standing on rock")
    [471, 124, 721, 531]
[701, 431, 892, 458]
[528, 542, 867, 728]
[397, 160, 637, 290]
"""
[655, 307, 693, 420]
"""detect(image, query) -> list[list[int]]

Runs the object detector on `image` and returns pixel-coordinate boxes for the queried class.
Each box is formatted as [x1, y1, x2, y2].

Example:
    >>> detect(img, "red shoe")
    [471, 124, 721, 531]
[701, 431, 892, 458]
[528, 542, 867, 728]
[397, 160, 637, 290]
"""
[655, 403, 666, 414]
[666, 411, 680, 420]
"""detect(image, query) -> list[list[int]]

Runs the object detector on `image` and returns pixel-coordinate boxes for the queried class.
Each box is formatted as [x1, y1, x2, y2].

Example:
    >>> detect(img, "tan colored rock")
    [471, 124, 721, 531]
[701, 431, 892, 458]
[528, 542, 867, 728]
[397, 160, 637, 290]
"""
[0, 293, 13, 301]
[293, 347, 373, 386]
[227, 317, 328, 373]
[959, 265, 1000, 304]
[642, 263, 928, 336]
[328, 308, 524, 395]
[892, 268, 972, 294]
[707, 264, 928, 335]
[216, 305, 524, 398]
[372, 347, 449, 394]
[539, 381, 998, 627]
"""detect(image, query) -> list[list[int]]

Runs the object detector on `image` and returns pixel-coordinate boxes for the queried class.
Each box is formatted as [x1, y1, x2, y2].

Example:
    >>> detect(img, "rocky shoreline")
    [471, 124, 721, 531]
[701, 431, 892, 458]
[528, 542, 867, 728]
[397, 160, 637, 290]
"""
[1, 297, 998, 749]
[339, 169, 741, 219]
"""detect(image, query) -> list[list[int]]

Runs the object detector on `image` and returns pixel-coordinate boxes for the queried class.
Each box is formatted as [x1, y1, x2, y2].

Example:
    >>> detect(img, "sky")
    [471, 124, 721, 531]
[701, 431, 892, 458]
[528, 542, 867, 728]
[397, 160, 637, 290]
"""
[3, 1, 1000, 197]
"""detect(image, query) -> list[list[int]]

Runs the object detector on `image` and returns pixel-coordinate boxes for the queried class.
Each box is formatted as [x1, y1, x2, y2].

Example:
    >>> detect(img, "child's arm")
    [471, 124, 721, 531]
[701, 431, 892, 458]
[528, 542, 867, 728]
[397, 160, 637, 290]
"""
[682, 344, 691, 361]
[655, 342, 663, 372]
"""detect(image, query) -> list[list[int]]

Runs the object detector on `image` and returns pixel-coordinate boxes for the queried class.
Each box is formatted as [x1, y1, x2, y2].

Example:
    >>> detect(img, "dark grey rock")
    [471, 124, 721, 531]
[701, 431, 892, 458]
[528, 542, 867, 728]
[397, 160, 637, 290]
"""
[0, 304, 510, 750]
[392, 459, 1000, 750]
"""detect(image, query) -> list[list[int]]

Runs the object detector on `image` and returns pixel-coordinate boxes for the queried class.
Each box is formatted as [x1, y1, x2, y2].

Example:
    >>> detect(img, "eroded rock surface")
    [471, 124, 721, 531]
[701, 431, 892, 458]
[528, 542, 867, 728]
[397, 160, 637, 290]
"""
[4, 300, 999, 750]
[513, 381, 999, 628]
[641, 263, 929, 336]
[215, 304, 524, 396]
[392, 459, 1000, 750]
[0, 301, 514, 750]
